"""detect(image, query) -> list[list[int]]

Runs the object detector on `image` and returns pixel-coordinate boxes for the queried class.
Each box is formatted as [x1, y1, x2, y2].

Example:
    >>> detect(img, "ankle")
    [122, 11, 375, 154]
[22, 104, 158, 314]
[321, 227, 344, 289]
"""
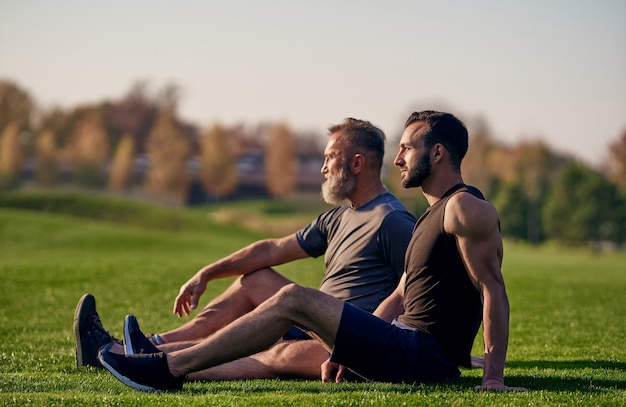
[150, 334, 166, 345]
[165, 353, 186, 378]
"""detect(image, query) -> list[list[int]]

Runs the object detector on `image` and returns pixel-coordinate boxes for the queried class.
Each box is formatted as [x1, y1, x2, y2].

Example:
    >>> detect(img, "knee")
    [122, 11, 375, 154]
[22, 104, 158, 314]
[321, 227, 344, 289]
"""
[239, 267, 273, 287]
[274, 283, 309, 310]
[239, 268, 293, 301]
[276, 282, 298, 296]
[239, 267, 287, 290]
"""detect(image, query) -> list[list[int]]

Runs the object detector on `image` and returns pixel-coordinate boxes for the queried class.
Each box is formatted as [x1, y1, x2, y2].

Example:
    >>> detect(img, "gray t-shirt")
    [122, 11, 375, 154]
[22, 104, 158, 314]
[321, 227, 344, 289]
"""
[295, 192, 416, 313]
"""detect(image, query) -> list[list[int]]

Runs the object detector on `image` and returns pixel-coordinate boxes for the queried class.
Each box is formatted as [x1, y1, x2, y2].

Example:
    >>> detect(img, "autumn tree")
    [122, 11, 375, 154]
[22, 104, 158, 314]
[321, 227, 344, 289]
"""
[0, 122, 23, 189]
[144, 108, 191, 204]
[68, 110, 110, 186]
[107, 135, 135, 191]
[37, 108, 73, 150]
[198, 123, 239, 199]
[0, 80, 32, 188]
[462, 118, 502, 196]
[0, 80, 32, 133]
[34, 130, 59, 186]
[265, 122, 297, 199]
[109, 81, 159, 154]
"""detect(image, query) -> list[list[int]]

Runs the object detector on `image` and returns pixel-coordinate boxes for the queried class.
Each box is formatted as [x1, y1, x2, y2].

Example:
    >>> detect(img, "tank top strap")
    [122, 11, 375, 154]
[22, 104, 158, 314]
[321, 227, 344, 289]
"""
[440, 183, 467, 200]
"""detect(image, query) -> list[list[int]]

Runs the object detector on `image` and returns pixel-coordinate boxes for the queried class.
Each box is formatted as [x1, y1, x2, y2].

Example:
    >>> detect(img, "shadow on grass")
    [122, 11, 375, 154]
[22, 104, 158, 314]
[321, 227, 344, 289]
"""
[175, 360, 625, 396]
[510, 360, 626, 371]
[501, 359, 626, 392]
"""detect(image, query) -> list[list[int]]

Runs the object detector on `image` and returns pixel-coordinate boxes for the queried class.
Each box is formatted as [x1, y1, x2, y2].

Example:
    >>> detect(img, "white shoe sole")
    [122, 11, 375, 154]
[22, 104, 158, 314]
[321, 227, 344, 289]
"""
[98, 343, 160, 393]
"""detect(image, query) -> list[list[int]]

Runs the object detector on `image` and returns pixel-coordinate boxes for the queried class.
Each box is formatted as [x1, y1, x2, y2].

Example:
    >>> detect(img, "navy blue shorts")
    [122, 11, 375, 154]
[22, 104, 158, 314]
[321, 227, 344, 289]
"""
[330, 303, 460, 383]
[282, 326, 312, 341]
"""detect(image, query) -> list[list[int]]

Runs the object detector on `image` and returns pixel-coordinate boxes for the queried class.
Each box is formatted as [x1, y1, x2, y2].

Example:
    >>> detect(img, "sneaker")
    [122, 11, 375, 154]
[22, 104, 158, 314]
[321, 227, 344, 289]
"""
[98, 342, 184, 392]
[74, 293, 117, 368]
[124, 315, 160, 355]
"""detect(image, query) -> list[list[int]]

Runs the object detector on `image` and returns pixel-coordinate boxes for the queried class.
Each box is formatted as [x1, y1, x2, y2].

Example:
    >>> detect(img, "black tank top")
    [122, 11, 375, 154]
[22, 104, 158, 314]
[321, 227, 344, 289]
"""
[398, 184, 484, 367]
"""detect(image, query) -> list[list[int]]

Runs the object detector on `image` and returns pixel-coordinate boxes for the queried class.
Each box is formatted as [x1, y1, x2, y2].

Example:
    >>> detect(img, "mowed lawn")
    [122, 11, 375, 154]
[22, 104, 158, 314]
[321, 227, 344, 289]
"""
[0, 193, 625, 406]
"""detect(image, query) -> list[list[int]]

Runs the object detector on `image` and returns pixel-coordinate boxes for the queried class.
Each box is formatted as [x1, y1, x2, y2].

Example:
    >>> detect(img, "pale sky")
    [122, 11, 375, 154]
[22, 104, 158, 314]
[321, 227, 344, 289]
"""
[1, 0, 625, 166]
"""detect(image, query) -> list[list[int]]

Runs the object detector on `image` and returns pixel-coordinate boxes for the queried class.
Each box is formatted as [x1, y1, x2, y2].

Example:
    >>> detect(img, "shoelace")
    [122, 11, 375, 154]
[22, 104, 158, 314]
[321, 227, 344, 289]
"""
[89, 314, 111, 341]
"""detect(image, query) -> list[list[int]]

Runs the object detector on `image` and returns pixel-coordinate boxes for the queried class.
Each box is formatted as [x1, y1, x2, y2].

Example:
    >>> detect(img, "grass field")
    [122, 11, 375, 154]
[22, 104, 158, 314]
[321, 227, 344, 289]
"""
[1, 191, 625, 406]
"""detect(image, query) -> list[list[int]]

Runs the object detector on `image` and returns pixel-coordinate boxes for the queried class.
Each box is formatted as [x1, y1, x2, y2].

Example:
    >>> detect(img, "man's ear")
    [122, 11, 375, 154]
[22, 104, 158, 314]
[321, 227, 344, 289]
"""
[432, 144, 444, 163]
[351, 154, 365, 174]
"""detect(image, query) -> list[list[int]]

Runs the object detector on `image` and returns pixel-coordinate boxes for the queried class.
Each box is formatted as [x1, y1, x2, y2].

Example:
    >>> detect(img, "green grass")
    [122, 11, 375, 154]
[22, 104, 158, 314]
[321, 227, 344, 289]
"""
[0, 191, 625, 406]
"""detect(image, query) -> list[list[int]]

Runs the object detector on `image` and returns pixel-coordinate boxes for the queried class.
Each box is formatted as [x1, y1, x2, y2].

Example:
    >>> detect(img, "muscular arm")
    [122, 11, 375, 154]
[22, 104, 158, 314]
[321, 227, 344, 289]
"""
[174, 234, 309, 317]
[444, 192, 525, 391]
[373, 273, 406, 322]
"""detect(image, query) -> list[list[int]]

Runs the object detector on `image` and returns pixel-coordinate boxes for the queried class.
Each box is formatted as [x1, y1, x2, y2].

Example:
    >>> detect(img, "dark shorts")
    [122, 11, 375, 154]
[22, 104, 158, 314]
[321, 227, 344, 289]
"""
[330, 303, 460, 383]
[282, 326, 313, 341]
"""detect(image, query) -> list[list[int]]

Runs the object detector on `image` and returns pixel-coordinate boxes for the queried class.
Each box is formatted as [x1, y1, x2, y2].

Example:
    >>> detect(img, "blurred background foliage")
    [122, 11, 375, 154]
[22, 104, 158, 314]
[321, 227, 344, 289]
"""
[0, 78, 625, 247]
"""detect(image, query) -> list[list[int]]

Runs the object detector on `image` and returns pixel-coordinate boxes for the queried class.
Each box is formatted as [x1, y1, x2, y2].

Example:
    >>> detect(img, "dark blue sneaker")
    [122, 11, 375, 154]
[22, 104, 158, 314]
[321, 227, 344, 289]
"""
[123, 315, 160, 355]
[98, 343, 184, 392]
[74, 294, 117, 368]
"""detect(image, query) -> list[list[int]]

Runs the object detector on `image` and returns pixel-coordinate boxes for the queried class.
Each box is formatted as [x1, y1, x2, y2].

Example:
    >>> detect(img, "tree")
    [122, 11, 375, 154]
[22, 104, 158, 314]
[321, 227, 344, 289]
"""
[606, 128, 626, 193]
[614, 194, 626, 244]
[543, 161, 621, 244]
[198, 124, 239, 199]
[462, 118, 501, 196]
[108, 82, 158, 154]
[491, 181, 529, 240]
[506, 140, 568, 243]
[0, 122, 23, 189]
[34, 130, 59, 186]
[467, 137, 570, 244]
[69, 110, 110, 187]
[107, 134, 135, 191]
[0, 80, 33, 188]
[265, 122, 297, 199]
[37, 107, 73, 149]
[144, 108, 191, 204]
[0, 80, 32, 133]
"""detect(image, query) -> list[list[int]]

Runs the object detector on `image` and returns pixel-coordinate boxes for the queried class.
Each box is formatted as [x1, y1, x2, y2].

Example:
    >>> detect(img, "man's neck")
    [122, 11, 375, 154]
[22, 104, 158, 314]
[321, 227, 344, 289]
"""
[421, 174, 464, 206]
[349, 182, 387, 209]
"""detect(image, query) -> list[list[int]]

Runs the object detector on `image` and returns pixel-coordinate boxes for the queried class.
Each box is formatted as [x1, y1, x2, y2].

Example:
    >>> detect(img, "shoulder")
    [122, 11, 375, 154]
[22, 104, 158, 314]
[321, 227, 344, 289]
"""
[373, 193, 417, 226]
[297, 205, 348, 238]
[444, 191, 499, 239]
[375, 192, 416, 216]
[316, 204, 349, 223]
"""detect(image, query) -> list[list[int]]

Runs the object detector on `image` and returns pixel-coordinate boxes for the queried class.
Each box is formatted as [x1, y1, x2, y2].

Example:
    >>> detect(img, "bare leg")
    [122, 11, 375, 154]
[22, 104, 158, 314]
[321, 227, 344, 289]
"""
[187, 339, 330, 381]
[167, 284, 344, 377]
[160, 268, 292, 343]
[159, 340, 202, 352]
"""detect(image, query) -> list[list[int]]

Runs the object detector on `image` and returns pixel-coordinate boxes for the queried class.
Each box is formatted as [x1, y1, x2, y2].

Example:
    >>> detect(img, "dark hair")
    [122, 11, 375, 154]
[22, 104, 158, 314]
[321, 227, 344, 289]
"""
[327, 118, 386, 171]
[404, 111, 468, 170]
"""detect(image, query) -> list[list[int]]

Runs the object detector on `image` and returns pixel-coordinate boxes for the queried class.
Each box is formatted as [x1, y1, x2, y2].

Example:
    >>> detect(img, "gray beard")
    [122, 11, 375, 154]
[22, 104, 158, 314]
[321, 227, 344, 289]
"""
[321, 166, 355, 206]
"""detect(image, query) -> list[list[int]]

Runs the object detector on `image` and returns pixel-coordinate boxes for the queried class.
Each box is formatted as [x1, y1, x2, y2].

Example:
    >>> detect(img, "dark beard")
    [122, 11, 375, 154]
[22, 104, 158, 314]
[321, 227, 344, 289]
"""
[402, 151, 431, 189]
[321, 164, 355, 205]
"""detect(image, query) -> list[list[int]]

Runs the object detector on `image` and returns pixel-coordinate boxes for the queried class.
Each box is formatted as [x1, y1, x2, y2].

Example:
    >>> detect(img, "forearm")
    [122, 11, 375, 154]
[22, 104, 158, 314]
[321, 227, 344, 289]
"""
[200, 236, 306, 282]
[481, 288, 510, 386]
[199, 240, 278, 281]
[373, 292, 404, 322]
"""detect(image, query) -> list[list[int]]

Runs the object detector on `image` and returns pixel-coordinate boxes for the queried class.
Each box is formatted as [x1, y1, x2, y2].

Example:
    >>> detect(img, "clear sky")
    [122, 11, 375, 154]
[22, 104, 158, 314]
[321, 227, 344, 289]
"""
[1, 0, 625, 166]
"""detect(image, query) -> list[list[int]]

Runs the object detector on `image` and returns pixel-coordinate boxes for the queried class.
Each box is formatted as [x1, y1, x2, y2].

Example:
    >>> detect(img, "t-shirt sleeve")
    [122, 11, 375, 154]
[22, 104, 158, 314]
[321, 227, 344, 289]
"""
[295, 208, 341, 258]
[377, 211, 416, 277]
